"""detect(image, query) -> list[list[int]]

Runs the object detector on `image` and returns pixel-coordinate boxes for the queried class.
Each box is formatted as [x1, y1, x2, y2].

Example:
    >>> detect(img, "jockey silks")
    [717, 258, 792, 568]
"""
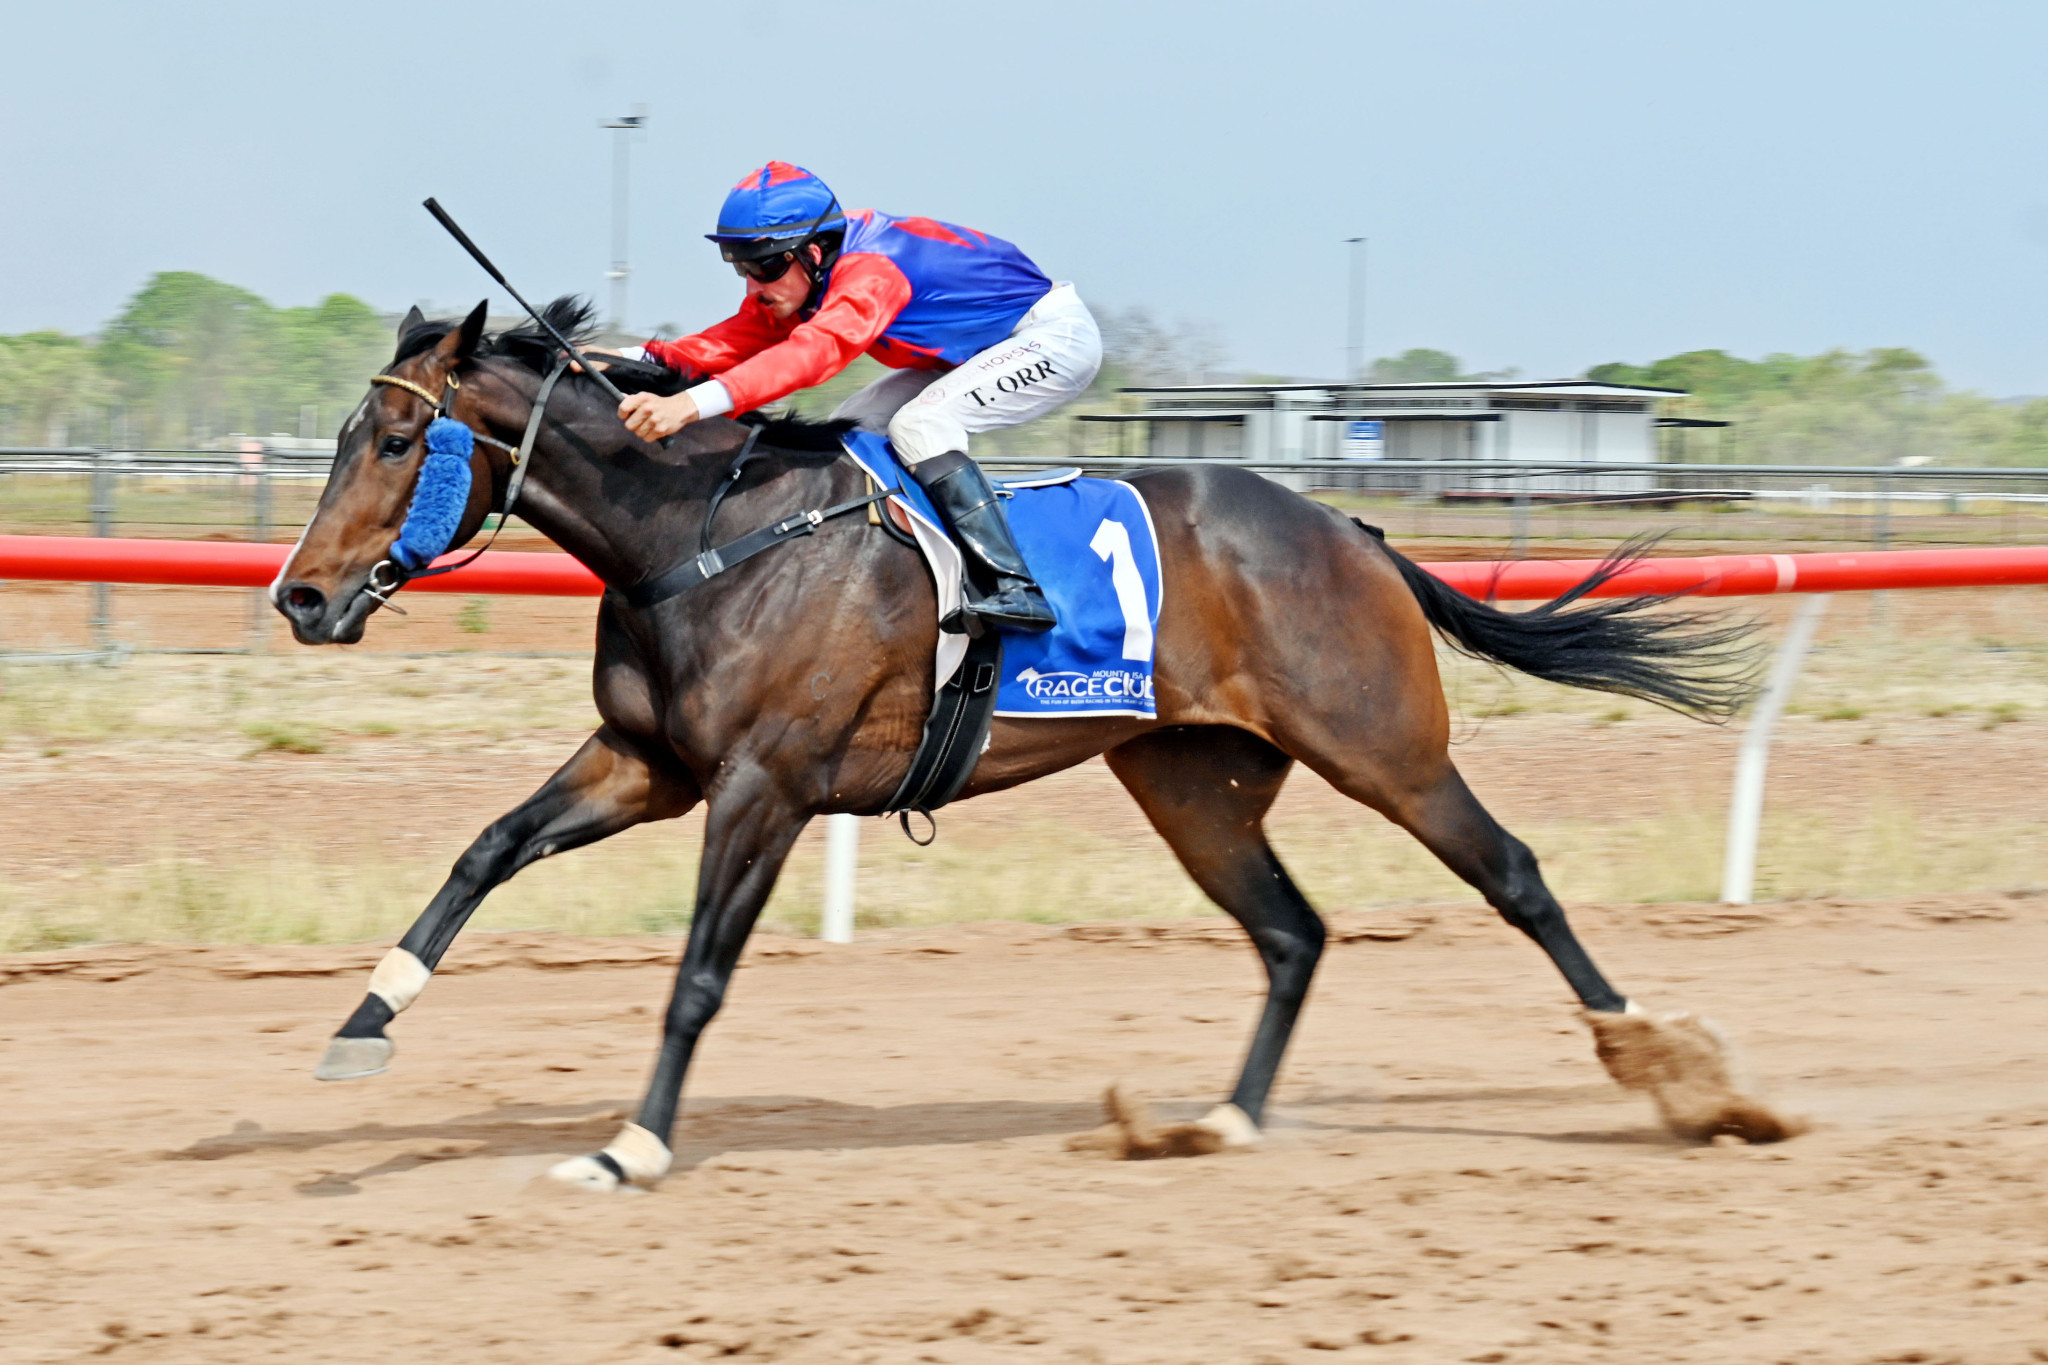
[643, 209, 1054, 417]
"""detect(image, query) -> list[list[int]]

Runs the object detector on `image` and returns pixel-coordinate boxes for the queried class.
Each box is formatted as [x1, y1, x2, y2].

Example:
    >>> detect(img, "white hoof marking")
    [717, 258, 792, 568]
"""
[546, 1154, 622, 1192]
[368, 947, 431, 1014]
[314, 1035, 393, 1081]
[1194, 1102, 1261, 1148]
[602, 1122, 673, 1182]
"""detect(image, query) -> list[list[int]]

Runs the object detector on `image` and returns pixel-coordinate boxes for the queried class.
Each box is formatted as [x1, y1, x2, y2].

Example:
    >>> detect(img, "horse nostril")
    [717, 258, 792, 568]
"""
[278, 583, 327, 625]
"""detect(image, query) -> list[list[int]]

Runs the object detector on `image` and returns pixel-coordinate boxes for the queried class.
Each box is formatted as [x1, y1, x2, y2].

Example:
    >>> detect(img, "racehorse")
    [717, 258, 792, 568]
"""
[272, 300, 1784, 1192]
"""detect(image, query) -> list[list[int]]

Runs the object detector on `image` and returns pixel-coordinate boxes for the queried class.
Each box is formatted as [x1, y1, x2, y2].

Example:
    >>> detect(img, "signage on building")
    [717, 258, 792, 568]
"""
[1343, 420, 1385, 460]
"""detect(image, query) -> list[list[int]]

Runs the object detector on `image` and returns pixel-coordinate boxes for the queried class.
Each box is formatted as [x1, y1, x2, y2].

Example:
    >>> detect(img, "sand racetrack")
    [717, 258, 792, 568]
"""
[4, 897, 2046, 1364]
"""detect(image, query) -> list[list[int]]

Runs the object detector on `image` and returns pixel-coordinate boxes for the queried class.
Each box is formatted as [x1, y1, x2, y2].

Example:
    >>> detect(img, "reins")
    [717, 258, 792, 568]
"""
[612, 426, 889, 611]
[365, 358, 886, 614]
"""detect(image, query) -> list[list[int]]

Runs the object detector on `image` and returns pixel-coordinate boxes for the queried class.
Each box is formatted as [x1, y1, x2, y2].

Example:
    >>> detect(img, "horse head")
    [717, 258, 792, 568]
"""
[271, 301, 502, 644]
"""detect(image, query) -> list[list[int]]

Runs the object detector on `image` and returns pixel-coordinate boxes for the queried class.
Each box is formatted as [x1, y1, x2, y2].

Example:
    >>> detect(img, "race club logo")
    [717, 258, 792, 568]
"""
[1013, 665, 1154, 708]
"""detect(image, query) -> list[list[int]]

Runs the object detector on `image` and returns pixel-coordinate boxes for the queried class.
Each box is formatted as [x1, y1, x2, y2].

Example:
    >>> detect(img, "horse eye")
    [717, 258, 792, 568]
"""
[379, 434, 412, 460]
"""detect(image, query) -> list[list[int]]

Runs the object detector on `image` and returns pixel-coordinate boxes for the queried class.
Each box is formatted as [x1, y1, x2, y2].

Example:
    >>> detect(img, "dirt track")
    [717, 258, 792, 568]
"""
[5, 897, 2047, 1364]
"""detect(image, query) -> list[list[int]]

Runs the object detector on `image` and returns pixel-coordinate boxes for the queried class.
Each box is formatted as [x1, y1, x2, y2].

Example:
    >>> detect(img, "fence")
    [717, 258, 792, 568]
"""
[15, 445, 2048, 558]
[11, 436, 2048, 653]
[0, 444, 538, 657]
[1040, 451, 2048, 558]
[9, 443, 2048, 920]
[6, 532, 2048, 928]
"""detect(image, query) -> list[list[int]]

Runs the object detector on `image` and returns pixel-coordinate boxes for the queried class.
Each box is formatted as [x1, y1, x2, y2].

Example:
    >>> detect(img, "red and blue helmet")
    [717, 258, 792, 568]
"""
[707, 161, 844, 259]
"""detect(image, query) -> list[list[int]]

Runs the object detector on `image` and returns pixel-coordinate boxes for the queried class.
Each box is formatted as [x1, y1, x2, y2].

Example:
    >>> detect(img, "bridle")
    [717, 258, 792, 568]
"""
[362, 357, 892, 617]
[360, 358, 570, 604]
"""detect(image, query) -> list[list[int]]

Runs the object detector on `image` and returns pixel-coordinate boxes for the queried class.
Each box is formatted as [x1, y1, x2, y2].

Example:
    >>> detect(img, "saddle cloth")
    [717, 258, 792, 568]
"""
[840, 432, 1164, 720]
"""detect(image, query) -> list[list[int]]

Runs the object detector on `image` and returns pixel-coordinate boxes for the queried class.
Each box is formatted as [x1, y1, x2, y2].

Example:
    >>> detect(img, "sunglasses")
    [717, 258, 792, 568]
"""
[731, 251, 799, 283]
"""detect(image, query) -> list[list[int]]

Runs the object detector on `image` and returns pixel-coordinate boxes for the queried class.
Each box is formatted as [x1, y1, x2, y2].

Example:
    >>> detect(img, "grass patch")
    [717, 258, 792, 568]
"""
[1981, 701, 2023, 729]
[10, 780, 2045, 952]
[241, 720, 326, 754]
[1820, 705, 1866, 721]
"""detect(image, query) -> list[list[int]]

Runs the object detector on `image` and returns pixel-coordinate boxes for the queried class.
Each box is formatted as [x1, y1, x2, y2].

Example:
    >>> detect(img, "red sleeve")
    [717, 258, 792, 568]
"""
[641, 298, 791, 378]
[710, 254, 912, 413]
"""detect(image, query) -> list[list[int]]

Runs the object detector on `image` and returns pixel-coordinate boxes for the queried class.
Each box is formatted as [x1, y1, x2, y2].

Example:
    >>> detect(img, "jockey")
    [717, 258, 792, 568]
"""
[612, 161, 1101, 635]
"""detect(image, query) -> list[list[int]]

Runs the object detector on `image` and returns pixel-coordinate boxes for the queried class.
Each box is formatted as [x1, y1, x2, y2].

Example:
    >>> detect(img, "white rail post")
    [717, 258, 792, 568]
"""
[1721, 594, 1829, 905]
[820, 812, 860, 943]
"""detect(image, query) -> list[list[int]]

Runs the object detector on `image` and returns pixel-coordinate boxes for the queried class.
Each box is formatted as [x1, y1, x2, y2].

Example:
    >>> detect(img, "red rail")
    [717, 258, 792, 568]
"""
[0, 536, 603, 596]
[1422, 545, 2048, 598]
[2, 535, 2047, 601]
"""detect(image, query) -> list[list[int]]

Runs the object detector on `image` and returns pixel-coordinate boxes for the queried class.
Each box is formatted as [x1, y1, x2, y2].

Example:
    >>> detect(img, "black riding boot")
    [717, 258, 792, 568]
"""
[910, 451, 1057, 635]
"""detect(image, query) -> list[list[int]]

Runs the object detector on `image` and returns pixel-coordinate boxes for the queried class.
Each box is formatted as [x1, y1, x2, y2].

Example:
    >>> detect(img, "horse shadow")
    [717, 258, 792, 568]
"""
[161, 1093, 1107, 1196]
[1275, 1085, 1679, 1148]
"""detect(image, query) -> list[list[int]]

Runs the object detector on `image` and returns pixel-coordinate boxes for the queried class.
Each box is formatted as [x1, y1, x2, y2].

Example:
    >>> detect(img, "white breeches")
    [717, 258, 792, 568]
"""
[830, 283, 1103, 466]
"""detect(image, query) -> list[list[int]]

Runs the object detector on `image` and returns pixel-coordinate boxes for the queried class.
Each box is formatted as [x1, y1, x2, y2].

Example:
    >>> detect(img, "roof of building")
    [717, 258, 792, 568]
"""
[1121, 378, 1687, 399]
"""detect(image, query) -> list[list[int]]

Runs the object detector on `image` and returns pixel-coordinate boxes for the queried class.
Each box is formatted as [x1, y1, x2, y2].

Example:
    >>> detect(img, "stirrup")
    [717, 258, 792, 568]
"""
[940, 604, 987, 638]
[957, 583, 1056, 635]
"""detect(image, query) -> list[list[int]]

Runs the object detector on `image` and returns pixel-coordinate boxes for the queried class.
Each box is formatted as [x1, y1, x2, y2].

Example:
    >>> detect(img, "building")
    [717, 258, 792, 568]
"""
[1078, 379, 1720, 495]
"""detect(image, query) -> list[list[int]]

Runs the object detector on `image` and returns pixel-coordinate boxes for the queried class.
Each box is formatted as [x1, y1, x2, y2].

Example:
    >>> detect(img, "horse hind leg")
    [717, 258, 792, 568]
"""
[1369, 760, 1629, 1012]
[315, 728, 697, 1080]
[1101, 725, 1325, 1151]
[1340, 756, 1802, 1142]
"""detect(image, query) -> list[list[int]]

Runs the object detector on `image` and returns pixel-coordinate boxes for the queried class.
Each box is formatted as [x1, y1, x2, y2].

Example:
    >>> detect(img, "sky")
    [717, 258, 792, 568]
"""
[4, 1, 2046, 394]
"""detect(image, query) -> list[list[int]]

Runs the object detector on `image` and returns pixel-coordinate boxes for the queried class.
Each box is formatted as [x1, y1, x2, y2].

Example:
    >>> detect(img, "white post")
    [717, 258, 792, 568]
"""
[1721, 595, 1829, 905]
[820, 813, 859, 943]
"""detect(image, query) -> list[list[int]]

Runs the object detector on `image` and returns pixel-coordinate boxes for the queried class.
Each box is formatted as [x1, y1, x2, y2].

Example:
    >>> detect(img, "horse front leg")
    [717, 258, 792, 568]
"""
[315, 727, 699, 1080]
[549, 767, 807, 1190]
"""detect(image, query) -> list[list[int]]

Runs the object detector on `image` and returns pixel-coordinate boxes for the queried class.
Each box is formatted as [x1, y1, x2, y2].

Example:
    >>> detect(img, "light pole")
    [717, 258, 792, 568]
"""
[1344, 236, 1367, 384]
[602, 106, 648, 333]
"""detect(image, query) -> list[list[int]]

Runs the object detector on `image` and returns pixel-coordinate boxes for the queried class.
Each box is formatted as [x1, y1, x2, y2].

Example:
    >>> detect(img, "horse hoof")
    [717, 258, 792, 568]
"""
[1585, 1007, 1807, 1144]
[314, 1035, 393, 1081]
[1067, 1086, 1257, 1159]
[1194, 1102, 1262, 1148]
[547, 1154, 623, 1192]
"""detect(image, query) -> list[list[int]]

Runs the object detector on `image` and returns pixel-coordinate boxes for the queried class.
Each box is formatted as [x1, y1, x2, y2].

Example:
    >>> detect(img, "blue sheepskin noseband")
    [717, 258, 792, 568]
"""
[390, 417, 475, 570]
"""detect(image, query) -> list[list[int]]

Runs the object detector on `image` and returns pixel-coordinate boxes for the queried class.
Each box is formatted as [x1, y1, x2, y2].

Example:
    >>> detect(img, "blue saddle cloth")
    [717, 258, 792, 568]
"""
[841, 432, 1163, 719]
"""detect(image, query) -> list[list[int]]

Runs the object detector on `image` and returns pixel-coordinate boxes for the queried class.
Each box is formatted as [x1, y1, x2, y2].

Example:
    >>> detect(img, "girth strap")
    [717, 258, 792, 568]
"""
[883, 628, 1002, 824]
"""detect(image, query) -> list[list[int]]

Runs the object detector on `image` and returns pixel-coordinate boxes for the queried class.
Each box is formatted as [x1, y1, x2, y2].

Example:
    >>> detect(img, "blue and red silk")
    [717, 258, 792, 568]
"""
[645, 209, 1052, 415]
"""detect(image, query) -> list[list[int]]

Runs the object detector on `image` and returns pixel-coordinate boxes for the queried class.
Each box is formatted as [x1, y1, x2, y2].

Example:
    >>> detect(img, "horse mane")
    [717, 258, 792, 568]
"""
[394, 297, 601, 368]
[491, 297, 600, 368]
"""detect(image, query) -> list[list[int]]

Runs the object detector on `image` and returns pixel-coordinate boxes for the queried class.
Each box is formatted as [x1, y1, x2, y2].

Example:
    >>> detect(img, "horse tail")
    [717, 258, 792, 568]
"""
[1364, 524, 1762, 721]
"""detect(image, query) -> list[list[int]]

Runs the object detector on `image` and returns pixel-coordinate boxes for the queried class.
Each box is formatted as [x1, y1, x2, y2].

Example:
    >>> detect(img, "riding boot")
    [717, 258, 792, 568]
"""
[909, 451, 1057, 635]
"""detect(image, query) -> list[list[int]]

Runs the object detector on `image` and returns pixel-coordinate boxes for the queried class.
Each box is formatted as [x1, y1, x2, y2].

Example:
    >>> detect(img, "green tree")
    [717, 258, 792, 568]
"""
[0, 332, 97, 444]
[271, 294, 394, 436]
[97, 272, 278, 443]
[1367, 348, 1462, 383]
[1587, 346, 2047, 465]
[0, 273, 394, 447]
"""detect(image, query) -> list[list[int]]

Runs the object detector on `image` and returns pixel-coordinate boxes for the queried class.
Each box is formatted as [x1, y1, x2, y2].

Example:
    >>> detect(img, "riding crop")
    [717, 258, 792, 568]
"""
[422, 197, 629, 407]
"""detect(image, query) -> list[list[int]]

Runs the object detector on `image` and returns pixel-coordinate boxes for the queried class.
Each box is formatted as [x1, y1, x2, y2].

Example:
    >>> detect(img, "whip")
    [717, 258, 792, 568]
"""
[422, 197, 629, 406]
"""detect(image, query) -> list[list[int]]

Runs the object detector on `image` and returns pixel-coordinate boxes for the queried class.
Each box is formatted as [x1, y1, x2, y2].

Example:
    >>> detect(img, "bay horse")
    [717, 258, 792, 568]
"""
[273, 301, 1779, 1191]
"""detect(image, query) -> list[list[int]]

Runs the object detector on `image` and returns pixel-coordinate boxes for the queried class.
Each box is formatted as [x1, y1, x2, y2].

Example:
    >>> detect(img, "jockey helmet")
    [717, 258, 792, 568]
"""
[707, 161, 845, 263]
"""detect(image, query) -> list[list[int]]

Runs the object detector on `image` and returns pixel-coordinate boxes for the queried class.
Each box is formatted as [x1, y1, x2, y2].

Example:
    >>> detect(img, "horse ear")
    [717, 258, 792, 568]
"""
[392, 305, 427, 360]
[455, 300, 489, 360]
